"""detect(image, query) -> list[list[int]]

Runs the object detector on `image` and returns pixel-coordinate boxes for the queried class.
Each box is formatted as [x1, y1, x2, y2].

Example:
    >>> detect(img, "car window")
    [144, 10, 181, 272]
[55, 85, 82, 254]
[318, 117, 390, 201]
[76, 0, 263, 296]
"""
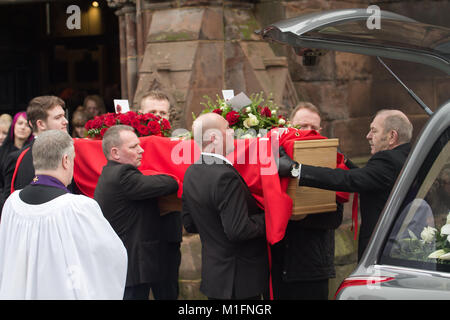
[380, 127, 450, 271]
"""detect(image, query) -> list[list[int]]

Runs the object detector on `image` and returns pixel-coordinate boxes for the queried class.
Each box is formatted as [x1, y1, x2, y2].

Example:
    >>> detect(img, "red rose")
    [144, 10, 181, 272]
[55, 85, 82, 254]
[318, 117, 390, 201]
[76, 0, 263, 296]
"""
[92, 117, 103, 129]
[137, 124, 150, 136]
[147, 121, 161, 135]
[117, 113, 131, 125]
[212, 108, 222, 115]
[100, 127, 108, 137]
[85, 120, 92, 130]
[261, 107, 271, 117]
[127, 111, 137, 120]
[161, 118, 171, 131]
[143, 113, 158, 121]
[226, 111, 240, 126]
[104, 114, 116, 127]
[130, 118, 141, 129]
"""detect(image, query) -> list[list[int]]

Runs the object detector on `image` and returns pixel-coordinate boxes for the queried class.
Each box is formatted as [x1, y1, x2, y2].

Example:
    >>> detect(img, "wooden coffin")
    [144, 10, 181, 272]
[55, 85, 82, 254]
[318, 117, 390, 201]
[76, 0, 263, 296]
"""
[287, 138, 339, 220]
[158, 194, 182, 215]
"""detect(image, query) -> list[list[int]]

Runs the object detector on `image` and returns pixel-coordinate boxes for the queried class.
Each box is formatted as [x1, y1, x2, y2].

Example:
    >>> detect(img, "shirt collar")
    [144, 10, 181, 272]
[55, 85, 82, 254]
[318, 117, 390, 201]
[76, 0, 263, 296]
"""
[201, 152, 233, 166]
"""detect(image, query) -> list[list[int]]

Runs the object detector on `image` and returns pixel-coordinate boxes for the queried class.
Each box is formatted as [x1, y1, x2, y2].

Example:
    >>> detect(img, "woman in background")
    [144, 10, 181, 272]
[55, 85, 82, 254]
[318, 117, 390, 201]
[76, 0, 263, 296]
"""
[0, 112, 33, 206]
[83, 95, 106, 119]
[71, 106, 90, 138]
[0, 114, 12, 147]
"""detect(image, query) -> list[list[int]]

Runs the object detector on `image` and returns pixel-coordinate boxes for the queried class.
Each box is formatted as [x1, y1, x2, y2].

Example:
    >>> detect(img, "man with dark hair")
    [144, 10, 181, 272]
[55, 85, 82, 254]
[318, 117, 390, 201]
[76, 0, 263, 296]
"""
[279, 109, 413, 261]
[2, 96, 69, 205]
[272, 102, 343, 300]
[94, 125, 179, 300]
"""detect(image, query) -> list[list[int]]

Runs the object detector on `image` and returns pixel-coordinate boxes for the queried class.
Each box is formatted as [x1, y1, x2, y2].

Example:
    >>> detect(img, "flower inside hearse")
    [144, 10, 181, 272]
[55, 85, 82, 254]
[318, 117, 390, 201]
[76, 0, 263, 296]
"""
[392, 212, 450, 263]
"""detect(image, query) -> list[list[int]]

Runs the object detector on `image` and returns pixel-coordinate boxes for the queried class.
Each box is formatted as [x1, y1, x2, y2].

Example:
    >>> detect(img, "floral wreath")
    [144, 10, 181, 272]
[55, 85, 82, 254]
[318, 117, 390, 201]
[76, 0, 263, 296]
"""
[85, 111, 171, 139]
[198, 92, 287, 139]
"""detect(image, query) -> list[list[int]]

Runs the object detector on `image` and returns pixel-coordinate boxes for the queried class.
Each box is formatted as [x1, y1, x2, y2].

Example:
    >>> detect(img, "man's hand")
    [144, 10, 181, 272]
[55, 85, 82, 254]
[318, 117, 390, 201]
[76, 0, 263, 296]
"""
[278, 146, 299, 177]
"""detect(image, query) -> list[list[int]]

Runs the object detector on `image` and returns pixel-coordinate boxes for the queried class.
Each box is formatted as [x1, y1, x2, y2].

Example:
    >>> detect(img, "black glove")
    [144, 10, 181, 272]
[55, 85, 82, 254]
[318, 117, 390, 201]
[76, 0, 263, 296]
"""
[278, 146, 299, 177]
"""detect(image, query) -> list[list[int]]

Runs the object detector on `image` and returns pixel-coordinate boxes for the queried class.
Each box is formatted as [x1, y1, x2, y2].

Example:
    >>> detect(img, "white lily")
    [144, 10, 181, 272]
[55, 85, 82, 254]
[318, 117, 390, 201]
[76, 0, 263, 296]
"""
[438, 252, 450, 260]
[441, 224, 450, 235]
[428, 249, 446, 259]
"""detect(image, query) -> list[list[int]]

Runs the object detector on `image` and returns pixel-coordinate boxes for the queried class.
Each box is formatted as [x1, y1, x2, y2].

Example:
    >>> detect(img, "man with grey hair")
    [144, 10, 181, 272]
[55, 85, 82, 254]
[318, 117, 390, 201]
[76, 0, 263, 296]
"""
[0, 130, 127, 299]
[94, 125, 179, 300]
[278, 109, 413, 261]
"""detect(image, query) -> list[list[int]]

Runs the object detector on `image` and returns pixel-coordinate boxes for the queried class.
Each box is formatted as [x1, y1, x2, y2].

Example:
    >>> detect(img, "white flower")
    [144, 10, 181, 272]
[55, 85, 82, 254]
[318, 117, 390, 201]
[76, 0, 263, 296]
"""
[446, 212, 450, 224]
[245, 107, 251, 113]
[243, 113, 259, 128]
[420, 226, 437, 243]
[271, 110, 277, 115]
[240, 133, 254, 139]
[428, 249, 446, 259]
[441, 224, 450, 236]
[439, 252, 450, 260]
[278, 118, 286, 125]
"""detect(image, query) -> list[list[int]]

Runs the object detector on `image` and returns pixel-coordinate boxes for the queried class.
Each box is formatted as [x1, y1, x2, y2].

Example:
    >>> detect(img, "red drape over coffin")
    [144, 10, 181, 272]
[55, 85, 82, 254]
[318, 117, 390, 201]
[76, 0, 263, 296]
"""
[73, 128, 348, 245]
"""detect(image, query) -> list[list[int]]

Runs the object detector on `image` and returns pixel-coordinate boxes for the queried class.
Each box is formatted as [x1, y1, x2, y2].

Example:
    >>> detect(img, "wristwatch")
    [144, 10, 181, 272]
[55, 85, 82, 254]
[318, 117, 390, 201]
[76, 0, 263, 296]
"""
[290, 163, 300, 178]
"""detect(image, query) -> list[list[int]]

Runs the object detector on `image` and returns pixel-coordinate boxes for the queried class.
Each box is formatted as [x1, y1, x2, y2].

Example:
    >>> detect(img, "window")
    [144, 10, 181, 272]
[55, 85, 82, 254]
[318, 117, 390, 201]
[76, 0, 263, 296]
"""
[381, 128, 450, 271]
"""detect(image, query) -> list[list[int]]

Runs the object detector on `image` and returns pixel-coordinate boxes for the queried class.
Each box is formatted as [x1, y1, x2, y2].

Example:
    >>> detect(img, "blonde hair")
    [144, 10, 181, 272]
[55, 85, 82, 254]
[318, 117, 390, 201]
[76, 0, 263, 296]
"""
[0, 113, 12, 131]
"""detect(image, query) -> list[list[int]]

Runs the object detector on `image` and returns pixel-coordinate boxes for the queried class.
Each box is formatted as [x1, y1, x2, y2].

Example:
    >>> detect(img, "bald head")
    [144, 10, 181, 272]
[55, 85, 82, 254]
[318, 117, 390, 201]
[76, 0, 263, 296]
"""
[192, 112, 234, 155]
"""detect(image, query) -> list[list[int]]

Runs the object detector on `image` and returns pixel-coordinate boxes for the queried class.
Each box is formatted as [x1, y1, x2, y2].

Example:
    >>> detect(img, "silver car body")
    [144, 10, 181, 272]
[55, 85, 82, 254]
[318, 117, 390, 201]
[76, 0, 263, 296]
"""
[260, 8, 450, 299]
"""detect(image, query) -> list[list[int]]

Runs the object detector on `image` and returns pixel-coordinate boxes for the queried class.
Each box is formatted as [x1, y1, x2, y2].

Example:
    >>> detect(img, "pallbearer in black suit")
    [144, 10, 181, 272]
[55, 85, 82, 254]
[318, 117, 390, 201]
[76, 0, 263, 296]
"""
[182, 113, 268, 300]
[272, 102, 343, 300]
[279, 109, 413, 261]
[137, 90, 182, 300]
[94, 125, 179, 300]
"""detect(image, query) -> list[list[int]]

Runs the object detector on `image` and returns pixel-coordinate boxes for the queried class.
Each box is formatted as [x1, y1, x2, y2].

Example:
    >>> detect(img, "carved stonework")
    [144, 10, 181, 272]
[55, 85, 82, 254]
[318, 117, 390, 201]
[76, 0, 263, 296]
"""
[132, 3, 299, 130]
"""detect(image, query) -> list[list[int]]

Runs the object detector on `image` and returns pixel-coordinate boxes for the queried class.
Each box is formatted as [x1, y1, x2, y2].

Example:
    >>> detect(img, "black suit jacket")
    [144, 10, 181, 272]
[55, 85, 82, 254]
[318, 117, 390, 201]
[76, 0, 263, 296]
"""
[1, 141, 35, 212]
[299, 143, 411, 260]
[3, 141, 34, 192]
[94, 160, 179, 287]
[182, 154, 268, 299]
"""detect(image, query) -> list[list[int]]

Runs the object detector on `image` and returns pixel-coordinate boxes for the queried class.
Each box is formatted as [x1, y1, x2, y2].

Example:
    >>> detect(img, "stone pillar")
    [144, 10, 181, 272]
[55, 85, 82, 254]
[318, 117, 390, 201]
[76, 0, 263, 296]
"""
[123, 5, 138, 101]
[135, 0, 145, 67]
[108, 0, 139, 100]
[116, 10, 128, 99]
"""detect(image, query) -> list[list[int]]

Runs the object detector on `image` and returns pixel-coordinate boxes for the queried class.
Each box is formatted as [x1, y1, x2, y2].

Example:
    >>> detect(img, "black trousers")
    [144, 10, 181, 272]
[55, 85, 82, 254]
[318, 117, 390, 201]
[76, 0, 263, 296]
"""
[123, 242, 181, 300]
[272, 277, 329, 300]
